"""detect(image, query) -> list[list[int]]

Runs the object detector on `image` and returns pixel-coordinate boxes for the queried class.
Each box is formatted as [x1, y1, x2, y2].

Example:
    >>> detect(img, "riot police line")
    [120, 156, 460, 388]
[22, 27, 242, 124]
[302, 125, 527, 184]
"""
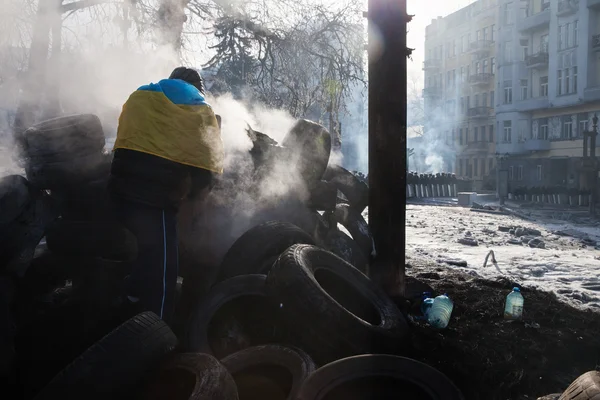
[406, 172, 464, 198]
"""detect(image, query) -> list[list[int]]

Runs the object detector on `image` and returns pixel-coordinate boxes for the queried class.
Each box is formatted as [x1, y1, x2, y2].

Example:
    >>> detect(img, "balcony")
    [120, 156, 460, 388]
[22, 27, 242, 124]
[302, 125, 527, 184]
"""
[557, 0, 579, 16]
[518, 9, 550, 33]
[422, 59, 442, 70]
[524, 52, 549, 69]
[464, 141, 490, 154]
[593, 34, 600, 52]
[524, 139, 551, 151]
[496, 142, 527, 155]
[589, 0, 600, 10]
[584, 86, 600, 102]
[517, 97, 550, 111]
[467, 106, 493, 119]
[468, 40, 494, 56]
[468, 73, 494, 86]
[422, 86, 442, 98]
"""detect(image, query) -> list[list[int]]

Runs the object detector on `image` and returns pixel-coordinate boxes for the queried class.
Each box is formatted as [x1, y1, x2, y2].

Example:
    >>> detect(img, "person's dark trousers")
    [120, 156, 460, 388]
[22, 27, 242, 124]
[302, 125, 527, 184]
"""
[113, 199, 179, 324]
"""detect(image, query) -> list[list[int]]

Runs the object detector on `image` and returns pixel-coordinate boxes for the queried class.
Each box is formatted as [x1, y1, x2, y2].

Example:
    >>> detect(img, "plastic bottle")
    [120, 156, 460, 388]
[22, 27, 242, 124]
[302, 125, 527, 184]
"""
[427, 294, 454, 329]
[504, 287, 524, 320]
[421, 292, 434, 317]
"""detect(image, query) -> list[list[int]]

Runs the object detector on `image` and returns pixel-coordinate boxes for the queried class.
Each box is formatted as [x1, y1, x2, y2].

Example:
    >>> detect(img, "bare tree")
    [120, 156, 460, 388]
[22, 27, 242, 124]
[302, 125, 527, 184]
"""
[407, 72, 424, 137]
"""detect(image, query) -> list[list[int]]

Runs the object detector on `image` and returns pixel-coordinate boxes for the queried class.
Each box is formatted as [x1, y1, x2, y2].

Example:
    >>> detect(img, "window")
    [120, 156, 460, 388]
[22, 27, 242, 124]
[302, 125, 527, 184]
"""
[466, 95, 470, 108]
[474, 158, 478, 176]
[453, 40, 457, 56]
[574, 20, 578, 46]
[508, 166, 514, 180]
[504, 81, 513, 104]
[476, 61, 481, 74]
[483, 27, 488, 41]
[491, 24, 496, 41]
[503, 120, 512, 142]
[475, 94, 480, 107]
[563, 119, 573, 139]
[504, 3, 513, 25]
[540, 34, 549, 52]
[491, 57, 496, 73]
[481, 159, 486, 176]
[489, 158, 494, 172]
[461, 35, 467, 53]
[489, 124, 494, 142]
[465, 127, 469, 143]
[520, 39, 529, 61]
[565, 22, 570, 48]
[573, 66, 578, 93]
[579, 115, 588, 136]
[483, 59, 489, 73]
[476, 30, 481, 41]
[460, 97, 465, 113]
[517, 165, 523, 181]
[558, 70, 563, 96]
[536, 165, 542, 181]
[558, 25, 564, 50]
[540, 76, 548, 97]
[474, 127, 479, 142]
[504, 42, 512, 63]
[565, 68, 571, 94]
[520, 79, 528, 100]
[490, 90, 495, 106]
[482, 92, 488, 107]
[481, 125, 487, 141]
[459, 160, 463, 176]
[539, 118, 548, 140]
[468, 33, 472, 46]
[459, 128, 463, 145]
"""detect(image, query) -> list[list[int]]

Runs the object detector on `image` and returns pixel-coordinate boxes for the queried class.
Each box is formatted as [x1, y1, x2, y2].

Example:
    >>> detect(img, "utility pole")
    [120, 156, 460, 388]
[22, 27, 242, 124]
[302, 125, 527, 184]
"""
[367, 0, 410, 297]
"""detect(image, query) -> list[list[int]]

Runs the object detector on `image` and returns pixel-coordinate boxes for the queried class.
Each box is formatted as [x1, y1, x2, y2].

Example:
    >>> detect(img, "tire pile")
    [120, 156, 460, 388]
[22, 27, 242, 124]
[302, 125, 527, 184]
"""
[1, 114, 465, 399]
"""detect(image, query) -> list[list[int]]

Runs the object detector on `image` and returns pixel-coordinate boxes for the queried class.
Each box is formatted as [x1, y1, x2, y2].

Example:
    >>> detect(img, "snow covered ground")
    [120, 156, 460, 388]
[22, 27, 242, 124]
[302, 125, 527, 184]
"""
[402, 201, 600, 311]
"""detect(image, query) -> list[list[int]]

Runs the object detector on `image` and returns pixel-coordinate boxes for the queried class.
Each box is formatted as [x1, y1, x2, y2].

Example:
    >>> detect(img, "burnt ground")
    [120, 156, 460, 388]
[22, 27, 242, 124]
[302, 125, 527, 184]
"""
[403, 258, 600, 400]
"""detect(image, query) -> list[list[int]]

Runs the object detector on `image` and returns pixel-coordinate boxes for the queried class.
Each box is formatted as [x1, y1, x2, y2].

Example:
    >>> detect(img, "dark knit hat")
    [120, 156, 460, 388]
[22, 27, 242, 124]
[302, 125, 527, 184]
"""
[169, 66, 205, 95]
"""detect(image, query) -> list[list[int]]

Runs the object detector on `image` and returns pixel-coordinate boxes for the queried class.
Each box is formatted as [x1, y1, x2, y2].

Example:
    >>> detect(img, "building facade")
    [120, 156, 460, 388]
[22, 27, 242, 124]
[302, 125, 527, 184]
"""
[423, 0, 499, 190]
[495, 0, 600, 192]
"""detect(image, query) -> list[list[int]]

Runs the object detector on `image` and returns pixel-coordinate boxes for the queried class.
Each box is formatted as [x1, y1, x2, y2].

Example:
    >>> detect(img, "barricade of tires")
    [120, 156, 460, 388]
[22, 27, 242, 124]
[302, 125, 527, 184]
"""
[510, 186, 592, 207]
[0, 114, 465, 399]
[407, 172, 463, 199]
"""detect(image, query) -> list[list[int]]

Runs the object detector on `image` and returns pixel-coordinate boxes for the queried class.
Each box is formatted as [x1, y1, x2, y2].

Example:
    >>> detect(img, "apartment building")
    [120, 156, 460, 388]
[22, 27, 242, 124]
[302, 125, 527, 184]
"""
[495, 0, 600, 191]
[423, 0, 499, 190]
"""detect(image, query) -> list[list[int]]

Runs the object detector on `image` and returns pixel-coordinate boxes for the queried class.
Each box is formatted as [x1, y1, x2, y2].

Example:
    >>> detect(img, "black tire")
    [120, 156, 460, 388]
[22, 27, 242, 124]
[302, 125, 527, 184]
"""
[185, 275, 284, 359]
[54, 176, 113, 221]
[141, 353, 239, 400]
[307, 180, 338, 211]
[221, 345, 316, 400]
[281, 119, 331, 184]
[296, 354, 465, 400]
[0, 175, 31, 225]
[26, 150, 111, 190]
[216, 221, 315, 283]
[266, 245, 408, 364]
[559, 371, 600, 400]
[322, 165, 369, 213]
[323, 229, 369, 275]
[34, 312, 177, 400]
[333, 203, 373, 259]
[45, 219, 137, 262]
[22, 114, 105, 159]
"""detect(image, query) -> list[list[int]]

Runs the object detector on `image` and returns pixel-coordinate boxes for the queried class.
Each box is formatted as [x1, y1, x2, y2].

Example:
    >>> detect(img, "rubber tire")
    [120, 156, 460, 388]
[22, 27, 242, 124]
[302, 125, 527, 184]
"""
[22, 114, 105, 159]
[141, 353, 239, 400]
[266, 244, 408, 364]
[216, 221, 315, 283]
[295, 354, 465, 400]
[333, 203, 373, 259]
[34, 312, 177, 400]
[281, 119, 331, 184]
[45, 219, 137, 262]
[0, 175, 30, 225]
[221, 345, 316, 400]
[26, 150, 111, 190]
[323, 229, 369, 275]
[322, 165, 369, 213]
[185, 274, 283, 358]
[559, 371, 600, 400]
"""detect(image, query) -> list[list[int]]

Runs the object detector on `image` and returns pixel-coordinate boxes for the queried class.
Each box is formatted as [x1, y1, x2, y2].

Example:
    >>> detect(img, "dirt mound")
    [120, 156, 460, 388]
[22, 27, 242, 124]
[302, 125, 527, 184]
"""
[405, 260, 600, 400]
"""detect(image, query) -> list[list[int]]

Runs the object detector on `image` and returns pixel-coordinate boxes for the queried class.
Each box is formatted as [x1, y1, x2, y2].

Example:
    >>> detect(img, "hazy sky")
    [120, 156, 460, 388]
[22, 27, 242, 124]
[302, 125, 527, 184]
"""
[406, 0, 477, 85]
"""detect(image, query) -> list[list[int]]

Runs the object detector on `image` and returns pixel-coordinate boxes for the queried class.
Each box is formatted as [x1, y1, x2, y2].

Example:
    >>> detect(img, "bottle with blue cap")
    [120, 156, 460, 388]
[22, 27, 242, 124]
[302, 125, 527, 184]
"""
[504, 287, 524, 320]
[426, 293, 454, 329]
[421, 292, 435, 317]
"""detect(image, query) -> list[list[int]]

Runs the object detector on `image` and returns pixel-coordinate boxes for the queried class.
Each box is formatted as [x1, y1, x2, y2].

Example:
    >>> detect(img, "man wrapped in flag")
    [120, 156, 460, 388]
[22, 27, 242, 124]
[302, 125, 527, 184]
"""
[108, 67, 223, 323]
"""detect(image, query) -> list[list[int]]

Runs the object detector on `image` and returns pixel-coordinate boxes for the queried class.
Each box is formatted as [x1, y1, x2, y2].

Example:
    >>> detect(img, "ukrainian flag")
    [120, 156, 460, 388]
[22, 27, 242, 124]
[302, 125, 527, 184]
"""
[113, 78, 223, 174]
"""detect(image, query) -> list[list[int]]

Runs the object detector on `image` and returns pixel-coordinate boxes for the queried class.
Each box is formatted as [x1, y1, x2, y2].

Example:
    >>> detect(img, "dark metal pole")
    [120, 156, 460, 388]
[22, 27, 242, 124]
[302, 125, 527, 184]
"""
[367, 0, 409, 297]
[590, 114, 598, 216]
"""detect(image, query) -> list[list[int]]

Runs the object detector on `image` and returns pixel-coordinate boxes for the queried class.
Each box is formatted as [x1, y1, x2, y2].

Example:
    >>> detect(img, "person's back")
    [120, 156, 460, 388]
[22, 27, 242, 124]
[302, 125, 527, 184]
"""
[109, 67, 223, 323]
